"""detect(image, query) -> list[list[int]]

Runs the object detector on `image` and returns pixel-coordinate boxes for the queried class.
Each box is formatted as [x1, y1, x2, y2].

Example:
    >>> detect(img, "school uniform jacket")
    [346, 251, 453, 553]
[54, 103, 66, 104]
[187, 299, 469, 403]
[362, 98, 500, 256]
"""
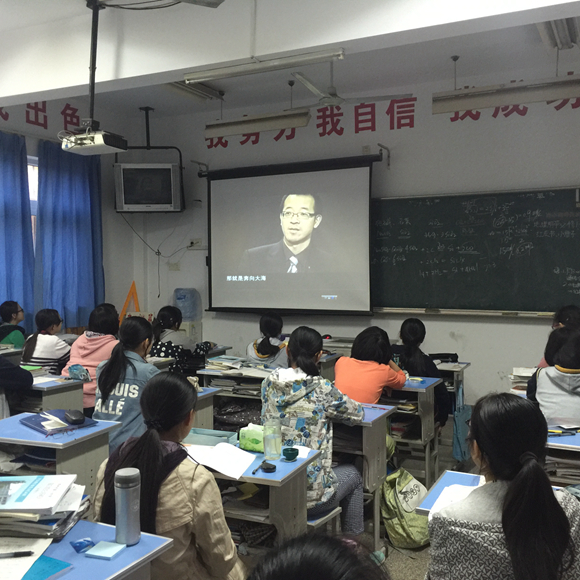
[93, 351, 161, 451]
[536, 365, 580, 422]
[94, 450, 246, 580]
[261, 367, 363, 508]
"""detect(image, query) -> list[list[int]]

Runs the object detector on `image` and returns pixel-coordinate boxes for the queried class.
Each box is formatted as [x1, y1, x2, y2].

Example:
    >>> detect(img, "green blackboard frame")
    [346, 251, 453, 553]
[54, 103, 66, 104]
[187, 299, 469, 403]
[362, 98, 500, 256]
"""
[371, 187, 580, 314]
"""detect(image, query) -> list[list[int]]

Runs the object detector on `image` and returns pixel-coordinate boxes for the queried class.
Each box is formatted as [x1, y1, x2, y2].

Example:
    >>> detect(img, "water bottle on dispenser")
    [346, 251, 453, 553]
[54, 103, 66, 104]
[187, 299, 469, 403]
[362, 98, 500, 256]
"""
[115, 467, 141, 546]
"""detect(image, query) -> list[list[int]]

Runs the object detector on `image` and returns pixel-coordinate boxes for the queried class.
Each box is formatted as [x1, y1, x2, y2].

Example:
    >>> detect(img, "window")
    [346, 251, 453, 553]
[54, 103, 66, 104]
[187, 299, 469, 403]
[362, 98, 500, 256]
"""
[27, 156, 38, 250]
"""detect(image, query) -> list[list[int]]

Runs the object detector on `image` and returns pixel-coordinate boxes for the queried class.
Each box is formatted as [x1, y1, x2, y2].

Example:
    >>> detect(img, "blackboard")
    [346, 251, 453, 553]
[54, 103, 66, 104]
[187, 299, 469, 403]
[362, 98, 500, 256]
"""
[371, 188, 580, 312]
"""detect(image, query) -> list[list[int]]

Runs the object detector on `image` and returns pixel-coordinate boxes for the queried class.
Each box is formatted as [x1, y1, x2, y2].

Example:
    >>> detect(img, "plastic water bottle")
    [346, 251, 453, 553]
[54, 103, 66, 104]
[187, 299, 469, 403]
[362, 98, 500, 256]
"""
[114, 467, 141, 546]
[173, 288, 202, 321]
[263, 419, 282, 460]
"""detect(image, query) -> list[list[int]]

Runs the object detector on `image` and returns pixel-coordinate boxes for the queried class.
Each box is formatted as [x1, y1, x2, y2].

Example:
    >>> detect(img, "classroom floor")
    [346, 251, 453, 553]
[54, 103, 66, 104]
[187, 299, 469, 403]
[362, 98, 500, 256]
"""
[385, 544, 431, 580]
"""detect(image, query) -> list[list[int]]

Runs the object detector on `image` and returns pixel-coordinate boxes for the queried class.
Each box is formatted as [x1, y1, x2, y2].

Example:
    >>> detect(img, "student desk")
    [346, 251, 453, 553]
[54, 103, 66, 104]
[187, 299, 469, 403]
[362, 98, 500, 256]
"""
[0, 346, 22, 365]
[46, 519, 173, 580]
[192, 387, 222, 429]
[0, 414, 119, 498]
[30, 376, 85, 412]
[436, 362, 471, 403]
[415, 470, 482, 516]
[546, 431, 580, 484]
[333, 404, 396, 551]
[389, 377, 442, 488]
[216, 447, 320, 543]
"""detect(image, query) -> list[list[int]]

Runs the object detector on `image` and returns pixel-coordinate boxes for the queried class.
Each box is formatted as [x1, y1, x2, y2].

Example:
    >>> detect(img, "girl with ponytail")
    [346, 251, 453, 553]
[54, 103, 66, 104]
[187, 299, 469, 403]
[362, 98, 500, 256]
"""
[93, 317, 160, 451]
[261, 326, 365, 534]
[391, 318, 450, 426]
[428, 393, 580, 580]
[94, 373, 246, 580]
[246, 311, 288, 368]
[21, 309, 70, 375]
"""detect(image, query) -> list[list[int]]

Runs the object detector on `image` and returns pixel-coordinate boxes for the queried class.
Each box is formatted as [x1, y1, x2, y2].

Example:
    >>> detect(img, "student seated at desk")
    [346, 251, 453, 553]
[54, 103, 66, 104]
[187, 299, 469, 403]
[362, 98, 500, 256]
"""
[334, 326, 405, 404]
[0, 355, 33, 418]
[62, 305, 119, 417]
[391, 318, 451, 426]
[527, 326, 574, 403]
[428, 393, 580, 580]
[93, 317, 160, 451]
[0, 301, 26, 348]
[21, 309, 70, 375]
[246, 311, 288, 368]
[248, 533, 388, 580]
[533, 331, 580, 422]
[94, 373, 247, 580]
[261, 326, 365, 535]
[150, 306, 212, 374]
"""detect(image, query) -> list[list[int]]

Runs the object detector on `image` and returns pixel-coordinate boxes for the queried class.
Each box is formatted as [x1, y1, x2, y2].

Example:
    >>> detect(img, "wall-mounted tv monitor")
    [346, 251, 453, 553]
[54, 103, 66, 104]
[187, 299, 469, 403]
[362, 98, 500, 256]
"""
[114, 163, 183, 212]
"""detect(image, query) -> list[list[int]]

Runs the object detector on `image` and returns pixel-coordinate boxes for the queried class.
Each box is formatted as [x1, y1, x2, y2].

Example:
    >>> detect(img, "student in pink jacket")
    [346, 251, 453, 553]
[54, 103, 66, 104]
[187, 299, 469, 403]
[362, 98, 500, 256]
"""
[63, 305, 119, 416]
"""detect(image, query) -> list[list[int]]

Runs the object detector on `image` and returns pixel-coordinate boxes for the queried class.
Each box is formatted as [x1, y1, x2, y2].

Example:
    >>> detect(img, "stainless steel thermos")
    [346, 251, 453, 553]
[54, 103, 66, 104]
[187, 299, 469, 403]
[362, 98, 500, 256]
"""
[114, 467, 141, 545]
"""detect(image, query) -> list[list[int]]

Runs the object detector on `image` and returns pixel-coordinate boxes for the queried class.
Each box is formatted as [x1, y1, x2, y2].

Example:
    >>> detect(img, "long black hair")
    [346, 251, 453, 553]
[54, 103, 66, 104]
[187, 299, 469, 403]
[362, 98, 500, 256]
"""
[469, 393, 574, 580]
[399, 317, 428, 375]
[553, 305, 580, 330]
[100, 373, 197, 534]
[544, 327, 576, 367]
[248, 533, 390, 580]
[257, 311, 284, 356]
[351, 326, 392, 366]
[152, 306, 182, 343]
[97, 317, 153, 404]
[21, 309, 62, 362]
[287, 326, 322, 377]
[553, 331, 580, 369]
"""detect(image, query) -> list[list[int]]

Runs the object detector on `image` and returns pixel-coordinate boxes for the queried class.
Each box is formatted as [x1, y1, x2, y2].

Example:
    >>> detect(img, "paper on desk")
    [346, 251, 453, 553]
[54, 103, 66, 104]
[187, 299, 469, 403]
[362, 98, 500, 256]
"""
[428, 480, 485, 521]
[32, 376, 55, 385]
[0, 537, 52, 580]
[222, 367, 270, 378]
[293, 445, 311, 459]
[54, 483, 85, 514]
[187, 443, 255, 479]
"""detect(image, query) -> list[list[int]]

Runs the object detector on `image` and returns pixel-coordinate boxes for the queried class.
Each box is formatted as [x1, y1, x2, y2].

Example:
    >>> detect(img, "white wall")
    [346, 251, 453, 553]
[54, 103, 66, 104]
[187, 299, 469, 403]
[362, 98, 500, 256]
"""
[96, 60, 580, 405]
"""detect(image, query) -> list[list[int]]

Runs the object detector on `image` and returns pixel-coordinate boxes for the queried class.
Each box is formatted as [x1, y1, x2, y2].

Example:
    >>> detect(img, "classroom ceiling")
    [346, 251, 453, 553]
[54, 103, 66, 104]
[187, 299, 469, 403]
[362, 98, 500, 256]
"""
[80, 23, 580, 121]
[3, 0, 580, 120]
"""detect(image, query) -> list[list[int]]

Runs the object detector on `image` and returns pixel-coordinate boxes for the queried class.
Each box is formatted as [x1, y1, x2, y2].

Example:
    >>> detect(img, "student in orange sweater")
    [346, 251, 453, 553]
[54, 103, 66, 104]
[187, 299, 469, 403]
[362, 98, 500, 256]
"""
[334, 326, 406, 404]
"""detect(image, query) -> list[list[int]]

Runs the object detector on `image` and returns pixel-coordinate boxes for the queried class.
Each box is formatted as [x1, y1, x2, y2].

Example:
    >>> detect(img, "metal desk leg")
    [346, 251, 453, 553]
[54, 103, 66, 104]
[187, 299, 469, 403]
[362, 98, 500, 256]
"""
[372, 488, 381, 552]
[269, 470, 307, 543]
[55, 433, 109, 499]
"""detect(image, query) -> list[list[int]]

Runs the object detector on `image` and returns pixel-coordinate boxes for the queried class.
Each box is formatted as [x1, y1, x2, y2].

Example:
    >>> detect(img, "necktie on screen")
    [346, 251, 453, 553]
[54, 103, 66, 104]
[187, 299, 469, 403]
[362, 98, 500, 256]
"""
[287, 255, 298, 273]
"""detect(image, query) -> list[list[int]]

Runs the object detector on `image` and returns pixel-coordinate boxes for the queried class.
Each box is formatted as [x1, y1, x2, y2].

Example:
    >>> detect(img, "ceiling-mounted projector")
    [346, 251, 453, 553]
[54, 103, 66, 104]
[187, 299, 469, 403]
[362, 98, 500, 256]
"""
[61, 131, 128, 155]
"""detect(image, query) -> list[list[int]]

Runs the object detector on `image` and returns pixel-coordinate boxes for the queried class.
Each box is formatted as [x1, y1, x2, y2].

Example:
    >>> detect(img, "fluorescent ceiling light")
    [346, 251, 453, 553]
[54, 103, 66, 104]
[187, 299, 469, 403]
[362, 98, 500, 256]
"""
[537, 18, 580, 50]
[205, 109, 311, 138]
[169, 81, 223, 102]
[185, 49, 345, 84]
[432, 74, 580, 114]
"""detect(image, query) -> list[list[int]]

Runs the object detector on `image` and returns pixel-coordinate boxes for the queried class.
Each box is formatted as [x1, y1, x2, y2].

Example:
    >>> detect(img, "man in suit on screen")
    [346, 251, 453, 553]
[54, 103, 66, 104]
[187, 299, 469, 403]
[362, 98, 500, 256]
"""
[241, 193, 331, 273]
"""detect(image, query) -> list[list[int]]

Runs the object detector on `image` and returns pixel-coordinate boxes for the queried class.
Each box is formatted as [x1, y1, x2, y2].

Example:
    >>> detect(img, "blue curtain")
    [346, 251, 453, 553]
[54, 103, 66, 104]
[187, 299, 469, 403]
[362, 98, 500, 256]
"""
[0, 131, 35, 332]
[35, 140, 104, 328]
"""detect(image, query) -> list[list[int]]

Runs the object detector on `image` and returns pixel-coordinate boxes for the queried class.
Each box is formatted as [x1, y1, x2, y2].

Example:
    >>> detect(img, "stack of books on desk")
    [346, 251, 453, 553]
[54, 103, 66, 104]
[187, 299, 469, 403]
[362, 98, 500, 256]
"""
[0, 475, 89, 539]
[206, 356, 246, 370]
[545, 455, 580, 481]
[391, 417, 420, 439]
[509, 367, 535, 395]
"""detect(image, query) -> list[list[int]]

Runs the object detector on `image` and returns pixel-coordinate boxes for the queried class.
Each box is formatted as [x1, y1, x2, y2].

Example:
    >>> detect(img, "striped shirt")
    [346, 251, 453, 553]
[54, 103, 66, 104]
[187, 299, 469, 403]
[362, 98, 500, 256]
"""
[22, 334, 71, 375]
